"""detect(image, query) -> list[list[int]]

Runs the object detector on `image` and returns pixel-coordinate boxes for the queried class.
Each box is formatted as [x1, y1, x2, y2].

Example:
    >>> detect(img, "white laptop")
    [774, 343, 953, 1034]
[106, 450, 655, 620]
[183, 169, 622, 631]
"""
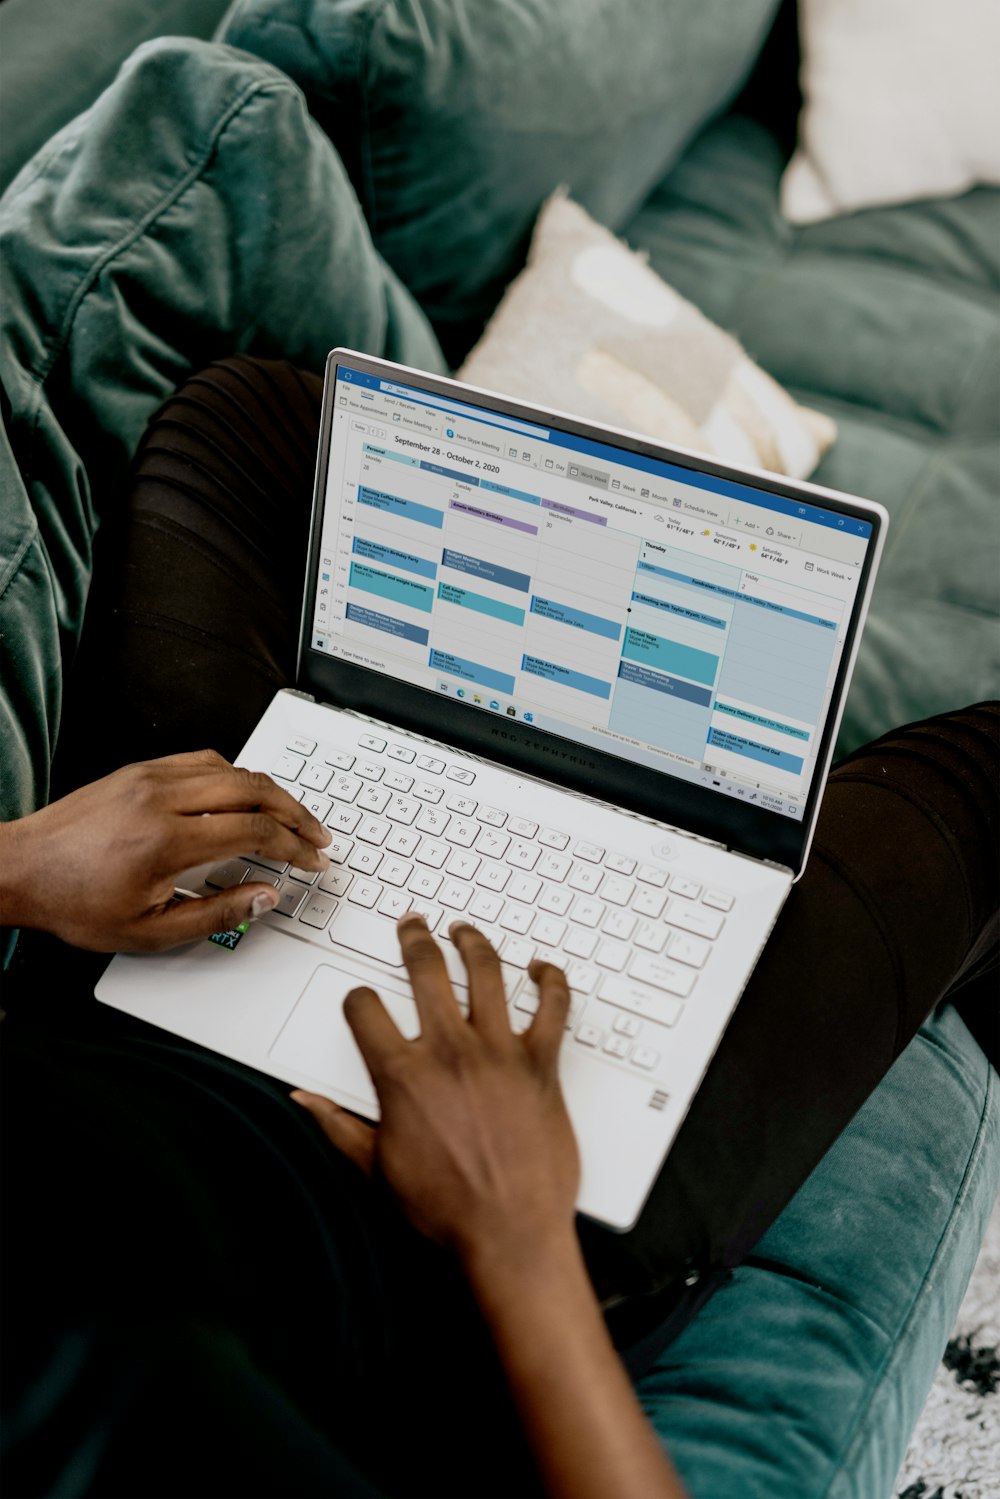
[97, 349, 887, 1232]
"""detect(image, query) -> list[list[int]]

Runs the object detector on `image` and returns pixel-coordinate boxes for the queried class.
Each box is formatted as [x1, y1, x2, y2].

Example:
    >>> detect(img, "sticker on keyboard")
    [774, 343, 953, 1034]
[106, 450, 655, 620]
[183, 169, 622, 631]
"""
[208, 922, 250, 950]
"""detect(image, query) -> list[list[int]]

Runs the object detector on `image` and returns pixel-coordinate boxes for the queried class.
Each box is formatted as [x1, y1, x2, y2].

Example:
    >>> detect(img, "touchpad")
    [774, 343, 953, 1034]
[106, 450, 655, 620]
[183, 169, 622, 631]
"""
[269, 964, 420, 1117]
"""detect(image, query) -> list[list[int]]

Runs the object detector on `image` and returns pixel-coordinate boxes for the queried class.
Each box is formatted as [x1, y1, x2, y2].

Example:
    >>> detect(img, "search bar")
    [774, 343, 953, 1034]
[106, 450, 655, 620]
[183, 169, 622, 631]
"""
[379, 382, 548, 439]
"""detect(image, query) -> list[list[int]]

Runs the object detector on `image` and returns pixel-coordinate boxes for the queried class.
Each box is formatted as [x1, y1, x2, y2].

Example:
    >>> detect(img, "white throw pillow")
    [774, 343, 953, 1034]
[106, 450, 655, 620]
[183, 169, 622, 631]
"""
[458, 195, 836, 481]
[782, 0, 1000, 224]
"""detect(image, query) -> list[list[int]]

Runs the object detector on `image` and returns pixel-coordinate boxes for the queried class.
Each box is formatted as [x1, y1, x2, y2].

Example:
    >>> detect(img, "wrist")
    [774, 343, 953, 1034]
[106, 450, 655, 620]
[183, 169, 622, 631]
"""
[459, 1217, 587, 1318]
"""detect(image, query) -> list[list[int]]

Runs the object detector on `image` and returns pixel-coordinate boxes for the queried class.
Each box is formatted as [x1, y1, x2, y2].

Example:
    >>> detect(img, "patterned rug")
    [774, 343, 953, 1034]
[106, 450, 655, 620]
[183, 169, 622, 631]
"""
[894, 1195, 1000, 1499]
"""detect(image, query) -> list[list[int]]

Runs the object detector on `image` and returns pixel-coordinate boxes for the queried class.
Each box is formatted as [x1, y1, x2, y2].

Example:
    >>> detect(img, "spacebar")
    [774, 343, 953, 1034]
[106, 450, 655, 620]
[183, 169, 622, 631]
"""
[327, 906, 470, 993]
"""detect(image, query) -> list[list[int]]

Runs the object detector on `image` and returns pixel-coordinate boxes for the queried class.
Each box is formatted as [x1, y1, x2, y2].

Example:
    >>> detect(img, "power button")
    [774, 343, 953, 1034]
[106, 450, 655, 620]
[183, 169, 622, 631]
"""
[652, 841, 676, 860]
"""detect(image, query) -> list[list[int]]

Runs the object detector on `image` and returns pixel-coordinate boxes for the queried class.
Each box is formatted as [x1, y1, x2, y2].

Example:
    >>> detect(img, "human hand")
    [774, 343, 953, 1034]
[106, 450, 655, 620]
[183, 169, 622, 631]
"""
[0, 749, 331, 951]
[292, 916, 580, 1275]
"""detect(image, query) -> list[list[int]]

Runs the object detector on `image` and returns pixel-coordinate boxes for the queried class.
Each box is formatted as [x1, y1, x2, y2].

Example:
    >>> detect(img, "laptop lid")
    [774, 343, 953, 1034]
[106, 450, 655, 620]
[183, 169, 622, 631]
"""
[296, 351, 887, 878]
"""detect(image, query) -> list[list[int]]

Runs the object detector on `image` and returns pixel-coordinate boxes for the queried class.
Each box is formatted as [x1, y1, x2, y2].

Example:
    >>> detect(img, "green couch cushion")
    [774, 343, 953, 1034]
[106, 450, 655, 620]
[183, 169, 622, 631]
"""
[217, 0, 780, 362]
[625, 115, 1000, 751]
[0, 37, 444, 837]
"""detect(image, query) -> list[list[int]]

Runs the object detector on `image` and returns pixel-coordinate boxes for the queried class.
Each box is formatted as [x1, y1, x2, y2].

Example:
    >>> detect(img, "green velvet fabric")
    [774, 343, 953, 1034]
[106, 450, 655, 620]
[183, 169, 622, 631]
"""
[638, 1001, 1000, 1499]
[625, 116, 1000, 752]
[0, 37, 445, 830]
[217, 0, 781, 362]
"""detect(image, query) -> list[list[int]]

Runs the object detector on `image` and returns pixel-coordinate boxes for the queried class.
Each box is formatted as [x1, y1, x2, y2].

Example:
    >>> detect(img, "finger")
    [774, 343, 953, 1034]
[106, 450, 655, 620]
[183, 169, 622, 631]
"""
[290, 1091, 377, 1175]
[175, 809, 333, 874]
[178, 765, 331, 848]
[524, 959, 571, 1068]
[396, 914, 462, 1038]
[449, 922, 512, 1047]
[342, 985, 409, 1079]
[134, 882, 280, 950]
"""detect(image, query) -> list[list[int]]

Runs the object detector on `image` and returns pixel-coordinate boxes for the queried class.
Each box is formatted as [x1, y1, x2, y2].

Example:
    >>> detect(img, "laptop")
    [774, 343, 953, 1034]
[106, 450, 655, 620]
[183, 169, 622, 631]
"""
[96, 349, 887, 1232]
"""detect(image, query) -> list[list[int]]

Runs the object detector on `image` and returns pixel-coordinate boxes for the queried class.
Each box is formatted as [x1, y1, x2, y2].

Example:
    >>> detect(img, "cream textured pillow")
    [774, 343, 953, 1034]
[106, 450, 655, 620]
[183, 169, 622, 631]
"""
[782, 0, 1000, 224]
[457, 195, 835, 481]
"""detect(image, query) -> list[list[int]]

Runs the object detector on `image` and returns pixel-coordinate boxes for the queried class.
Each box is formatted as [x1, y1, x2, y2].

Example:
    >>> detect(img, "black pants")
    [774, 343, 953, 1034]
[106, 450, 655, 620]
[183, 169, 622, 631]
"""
[50, 355, 1000, 1315]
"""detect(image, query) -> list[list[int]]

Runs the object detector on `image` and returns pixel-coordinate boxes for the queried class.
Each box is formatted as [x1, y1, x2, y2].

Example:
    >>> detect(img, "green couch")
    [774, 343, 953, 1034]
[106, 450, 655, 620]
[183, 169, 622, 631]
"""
[1, 4, 997, 1496]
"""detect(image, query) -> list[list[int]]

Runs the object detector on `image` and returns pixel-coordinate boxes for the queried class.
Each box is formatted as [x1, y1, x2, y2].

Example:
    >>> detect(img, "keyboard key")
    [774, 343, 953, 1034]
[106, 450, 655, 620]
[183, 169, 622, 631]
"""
[299, 893, 336, 929]
[575, 1024, 603, 1048]
[469, 890, 504, 923]
[631, 1046, 660, 1071]
[532, 915, 566, 948]
[273, 884, 308, 918]
[387, 744, 416, 764]
[348, 846, 383, 876]
[416, 754, 445, 773]
[416, 838, 449, 869]
[378, 889, 412, 920]
[356, 817, 390, 847]
[288, 735, 316, 756]
[595, 940, 630, 972]
[476, 829, 510, 859]
[385, 826, 421, 858]
[574, 840, 605, 864]
[416, 806, 450, 837]
[634, 920, 667, 953]
[413, 781, 444, 804]
[633, 887, 667, 920]
[324, 750, 355, 770]
[358, 734, 386, 752]
[318, 868, 353, 897]
[347, 878, 381, 908]
[603, 1035, 631, 1060]
[447, 850, 480, 881]
[603, 908, 636, 941]
[301, 793, 333, 823]
[637, 863, 669, 888]
[538, 827, 570, 850]
[566, 961, 599, 994]
[446, 794, 477, 816]
[244, 855, 287, 875]
[475, 862, 511, 892]
[446, 766, 475, 785]
[379, 857, 413, 888]
[357, 785, 391, 815]
[599, 975, 684, 1028]
[272, 752, 305, 782]
[329, 773, 362, 803]
[613, 1013, 641, 1038]
[514, 988, 540, 1016]
[241, 865, 282, 888]
[407, 899, 442, 932]
[568, 863, 602, 894]
[703, 889, 735, 912]
[288, 866, 319, 885]
[507, 817, 538, 838]
[355, 759, 384, 782]
[409, 868, 443, 899]
[538, 884, 573, 916]
[506, 839, 540, 871]
[439, 879, 473, 911]
[383, 770, 414, 793]
[537, 850, 571, 882]
[501, 937, 534, 968]
[670, 875, 702, 900]
[475, 805, 506, 827]
[563, 927, 598, 960]
[569, 895, 604, 927]
[300, 763, 333, 793]
[327, 807, 361, 835]
[386, 794, 419, 825]
[668, 905, 724, 940]
[669, 933, 711, 969]
[600, 874, 634, 907]
[508, 873, 541, 903]
[445, 817, 479, 848]
[206, 859, 252, 889]
[606, 853, 637, 875]
[628, 952, 696, 997]
[500, 904, 534, 935]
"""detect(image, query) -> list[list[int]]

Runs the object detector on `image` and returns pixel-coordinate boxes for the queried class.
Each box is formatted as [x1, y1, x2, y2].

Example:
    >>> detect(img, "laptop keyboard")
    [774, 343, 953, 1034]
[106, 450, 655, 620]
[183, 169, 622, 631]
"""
[204, 728, 735, 1081]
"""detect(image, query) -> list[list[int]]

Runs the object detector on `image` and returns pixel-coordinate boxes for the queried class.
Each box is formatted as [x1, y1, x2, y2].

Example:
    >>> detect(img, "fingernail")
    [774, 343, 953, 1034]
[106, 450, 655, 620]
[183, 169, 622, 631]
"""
[251, 891, 279, 919]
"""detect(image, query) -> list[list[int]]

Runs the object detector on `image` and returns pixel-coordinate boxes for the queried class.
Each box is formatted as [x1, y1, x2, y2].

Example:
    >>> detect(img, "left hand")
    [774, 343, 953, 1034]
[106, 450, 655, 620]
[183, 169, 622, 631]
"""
[292, 916, 579, 1272]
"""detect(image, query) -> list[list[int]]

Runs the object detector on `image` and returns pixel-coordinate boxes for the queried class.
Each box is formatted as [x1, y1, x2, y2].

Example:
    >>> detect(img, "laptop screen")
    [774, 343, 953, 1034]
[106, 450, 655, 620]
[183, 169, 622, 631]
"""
[309, 362, 874, 825]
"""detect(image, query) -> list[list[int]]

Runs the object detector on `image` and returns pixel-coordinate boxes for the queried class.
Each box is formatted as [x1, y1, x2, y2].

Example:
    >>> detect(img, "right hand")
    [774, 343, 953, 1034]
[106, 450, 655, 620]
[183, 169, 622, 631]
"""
[0, 749, 331, 951]
[292, 916, 580, 1274]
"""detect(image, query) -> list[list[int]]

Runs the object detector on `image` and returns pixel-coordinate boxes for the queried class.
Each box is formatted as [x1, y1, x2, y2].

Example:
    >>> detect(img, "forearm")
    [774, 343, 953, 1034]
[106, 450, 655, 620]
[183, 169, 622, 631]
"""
[0, 819, 38, 930]
[464, 1230, 688, 1499]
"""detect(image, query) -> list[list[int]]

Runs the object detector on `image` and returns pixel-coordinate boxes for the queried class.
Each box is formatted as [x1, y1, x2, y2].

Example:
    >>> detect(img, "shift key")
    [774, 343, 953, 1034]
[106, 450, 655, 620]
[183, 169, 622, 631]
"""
[628, 952, 697, 997]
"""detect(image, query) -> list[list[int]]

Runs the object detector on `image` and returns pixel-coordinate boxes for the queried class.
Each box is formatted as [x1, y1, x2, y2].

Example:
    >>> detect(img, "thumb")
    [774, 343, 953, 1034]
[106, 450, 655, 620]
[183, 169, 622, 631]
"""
[147, 882, 280, 948]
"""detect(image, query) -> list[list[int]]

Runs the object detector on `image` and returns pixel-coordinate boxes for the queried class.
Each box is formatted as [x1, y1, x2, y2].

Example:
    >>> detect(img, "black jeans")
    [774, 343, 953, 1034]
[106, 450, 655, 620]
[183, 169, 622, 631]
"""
[49, 355, 1000, 1314]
